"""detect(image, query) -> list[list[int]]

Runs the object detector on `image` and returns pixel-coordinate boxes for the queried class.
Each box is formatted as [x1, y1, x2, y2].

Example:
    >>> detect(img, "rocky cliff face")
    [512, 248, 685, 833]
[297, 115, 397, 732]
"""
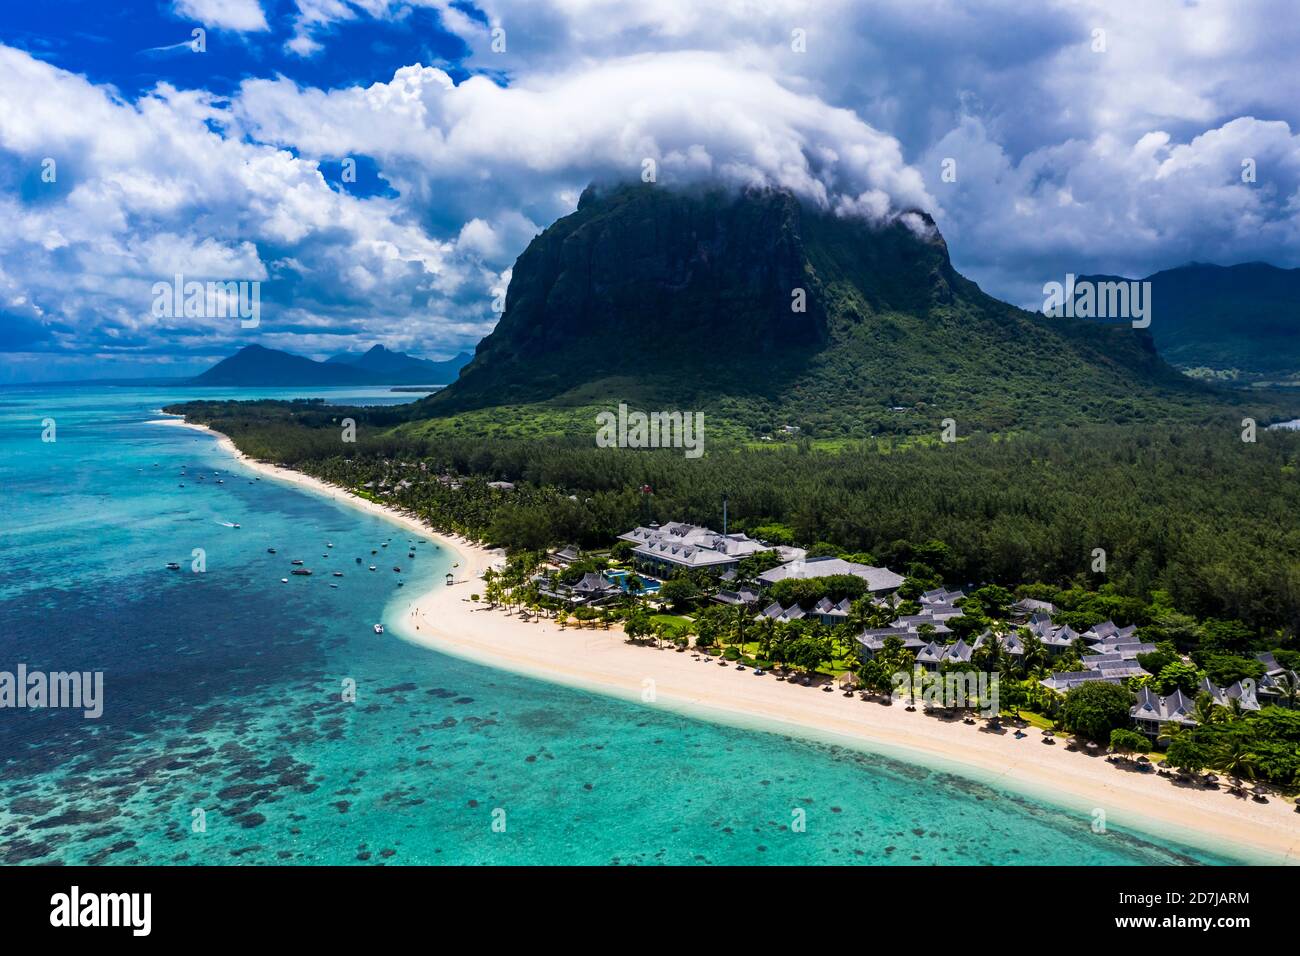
[444, 184, 832, 407]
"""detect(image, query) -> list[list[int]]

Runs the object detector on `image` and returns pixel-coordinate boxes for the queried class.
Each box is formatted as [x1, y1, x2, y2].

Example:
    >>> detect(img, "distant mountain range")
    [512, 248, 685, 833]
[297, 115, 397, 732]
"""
[414, 182, 1253, 437]
[1077, 263, 1300, 382]
[192, 344, 471, 387]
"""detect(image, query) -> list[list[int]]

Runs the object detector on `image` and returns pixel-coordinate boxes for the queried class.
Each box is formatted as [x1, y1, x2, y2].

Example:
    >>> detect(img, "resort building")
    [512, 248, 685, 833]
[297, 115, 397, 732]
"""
[1039, 670, 1130, 692]
[1089, 638, 1157, 660]
[920, 587, 964, 603]
[1197, 677, 1261, 712]
[1082, 620, 1140, 644]
[973, 630, 1024, 659]
[855, 627, 927, 658]
[536, 571, 619, 606]
[891, 614, 953, 636]
[812, 596, 853, 625]
[757, 602, 807, 623]
[1010, 598, 1056, 620]
[915, 638, 973, 671]
[1256, 652, 1299, 707]
[757, 556, 903, 594]
[1131, 687, 1198, 740]
[714, 585, 761, 607]
[620, 522, 804, 575]
[550, 544, 581, 565]
[1025, 615, 1079, 654]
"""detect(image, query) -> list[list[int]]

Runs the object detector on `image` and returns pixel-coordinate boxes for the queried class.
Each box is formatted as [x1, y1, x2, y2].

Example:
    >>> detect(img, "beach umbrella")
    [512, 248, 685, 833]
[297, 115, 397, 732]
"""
[1042, 729, 1055, 737]
[1136, 755, 1151, 764]
[1205, 773, 1219, 782]
[1086, 741, 1098, 750]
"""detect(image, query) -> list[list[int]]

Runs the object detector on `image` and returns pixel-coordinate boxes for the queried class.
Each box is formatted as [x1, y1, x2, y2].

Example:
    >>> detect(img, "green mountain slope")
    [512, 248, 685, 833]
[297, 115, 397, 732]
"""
[1080, 263, 1300, 381]
[408, 183, 1269, 439]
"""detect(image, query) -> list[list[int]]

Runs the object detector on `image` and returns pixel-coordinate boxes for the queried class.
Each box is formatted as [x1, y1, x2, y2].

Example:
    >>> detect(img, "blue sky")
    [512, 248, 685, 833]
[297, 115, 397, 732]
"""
[1, 0, 1298, 382]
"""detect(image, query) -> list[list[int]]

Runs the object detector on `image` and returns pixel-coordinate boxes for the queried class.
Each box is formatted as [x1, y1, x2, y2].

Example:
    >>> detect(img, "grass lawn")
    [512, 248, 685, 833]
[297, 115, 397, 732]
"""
[649, 614, 693, 635]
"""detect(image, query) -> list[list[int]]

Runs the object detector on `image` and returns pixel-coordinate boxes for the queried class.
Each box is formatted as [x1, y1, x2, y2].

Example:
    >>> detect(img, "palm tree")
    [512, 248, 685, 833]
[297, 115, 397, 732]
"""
[1156, 721, 1185, 749]
[1021, 631, 1049, 674]
[1271, 671, 1299, 709]
[1216, 740, 1259, 781]
[1191, 691, 1221, 728]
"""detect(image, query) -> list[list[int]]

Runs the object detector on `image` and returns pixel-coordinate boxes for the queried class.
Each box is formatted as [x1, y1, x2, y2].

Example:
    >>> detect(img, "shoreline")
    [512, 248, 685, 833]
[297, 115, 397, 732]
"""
[150, 415, 1299, 865]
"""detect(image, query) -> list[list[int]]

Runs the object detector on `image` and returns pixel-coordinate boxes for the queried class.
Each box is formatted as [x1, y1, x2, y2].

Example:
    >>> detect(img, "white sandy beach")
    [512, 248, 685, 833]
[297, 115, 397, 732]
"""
[152, 415, 1300, 864]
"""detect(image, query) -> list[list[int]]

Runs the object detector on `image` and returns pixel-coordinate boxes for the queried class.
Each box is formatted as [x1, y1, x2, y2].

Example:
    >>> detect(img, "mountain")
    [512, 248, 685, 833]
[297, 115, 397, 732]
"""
[1078, 263, 1300, 381]
[418, 182, 1235, 437]
[328, 344, 471, 383]
[191, 345, 377, 386]
[192, 344, 470, 387]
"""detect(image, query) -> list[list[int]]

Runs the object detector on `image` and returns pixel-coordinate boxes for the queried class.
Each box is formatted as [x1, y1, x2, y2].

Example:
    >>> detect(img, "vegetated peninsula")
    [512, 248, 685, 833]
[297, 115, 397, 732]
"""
[163, 183, 1300, 854]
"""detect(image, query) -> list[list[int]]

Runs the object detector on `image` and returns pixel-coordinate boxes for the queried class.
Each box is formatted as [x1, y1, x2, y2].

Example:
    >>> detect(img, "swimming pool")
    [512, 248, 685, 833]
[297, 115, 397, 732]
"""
[604, 569, 661, 594]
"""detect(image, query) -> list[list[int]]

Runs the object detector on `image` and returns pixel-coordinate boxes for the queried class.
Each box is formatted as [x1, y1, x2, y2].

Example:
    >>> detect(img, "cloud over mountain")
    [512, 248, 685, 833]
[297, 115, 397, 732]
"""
[1, 0, 1299, 380]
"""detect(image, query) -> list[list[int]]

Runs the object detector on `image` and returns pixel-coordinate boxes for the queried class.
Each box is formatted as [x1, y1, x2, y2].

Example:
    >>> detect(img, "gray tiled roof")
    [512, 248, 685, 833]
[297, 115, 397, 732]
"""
[1039, 671, 1128, 691]
[758, 556, 904, 592]
[1132, 687, 1197, 724]
[1198, 677, 1261, 711]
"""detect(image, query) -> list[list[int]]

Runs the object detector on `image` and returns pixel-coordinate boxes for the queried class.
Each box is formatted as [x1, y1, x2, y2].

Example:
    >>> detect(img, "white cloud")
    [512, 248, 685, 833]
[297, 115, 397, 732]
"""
[4, 0, 1300, 378]
[0, 45, 489, 365]
[173, 0, 270, 32]
[233, 52, 934, 223]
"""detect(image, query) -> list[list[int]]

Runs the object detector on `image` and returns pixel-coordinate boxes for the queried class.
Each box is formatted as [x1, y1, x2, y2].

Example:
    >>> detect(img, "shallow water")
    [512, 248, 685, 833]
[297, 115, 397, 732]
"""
[0, 385, 1239, 864]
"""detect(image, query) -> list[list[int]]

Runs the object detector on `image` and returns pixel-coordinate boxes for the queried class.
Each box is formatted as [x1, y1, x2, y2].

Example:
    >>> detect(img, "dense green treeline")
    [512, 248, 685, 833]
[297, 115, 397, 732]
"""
[166, 399, 1300, 638]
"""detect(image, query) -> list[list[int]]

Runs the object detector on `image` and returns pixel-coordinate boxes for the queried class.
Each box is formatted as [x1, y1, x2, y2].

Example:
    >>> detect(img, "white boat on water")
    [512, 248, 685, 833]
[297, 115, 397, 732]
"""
[373, 624, 384, 634]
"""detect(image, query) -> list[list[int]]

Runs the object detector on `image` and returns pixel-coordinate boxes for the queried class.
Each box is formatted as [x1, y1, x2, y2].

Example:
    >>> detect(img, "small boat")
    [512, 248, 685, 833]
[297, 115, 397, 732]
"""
[369, 565, 377, 571]
[355, 557, 362, 563]
[329, 584, 338, 589]
[407, 552, 415, 558]
[371, 550, 377, 555]
[327, 542, 334, 548]
[280, 578, 288, 584]
[291, 568, 312, 576]
[216, 479, 224, 484]
[291, 559, 304, 565]
[382, 543, 388, 548]
[393, 566, 401, 572]
[332, 571, 343, 577]
[166, 562, 181, 570]
[397, 581, 404, 587]
[267, 548, 277, 554]
[232, 523, 240, 528]
[373, 624, 384, 634]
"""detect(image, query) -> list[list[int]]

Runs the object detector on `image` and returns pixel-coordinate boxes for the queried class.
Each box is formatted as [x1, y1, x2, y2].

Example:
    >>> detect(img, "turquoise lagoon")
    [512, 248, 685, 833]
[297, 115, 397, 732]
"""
[0, 384, 1242, 865]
